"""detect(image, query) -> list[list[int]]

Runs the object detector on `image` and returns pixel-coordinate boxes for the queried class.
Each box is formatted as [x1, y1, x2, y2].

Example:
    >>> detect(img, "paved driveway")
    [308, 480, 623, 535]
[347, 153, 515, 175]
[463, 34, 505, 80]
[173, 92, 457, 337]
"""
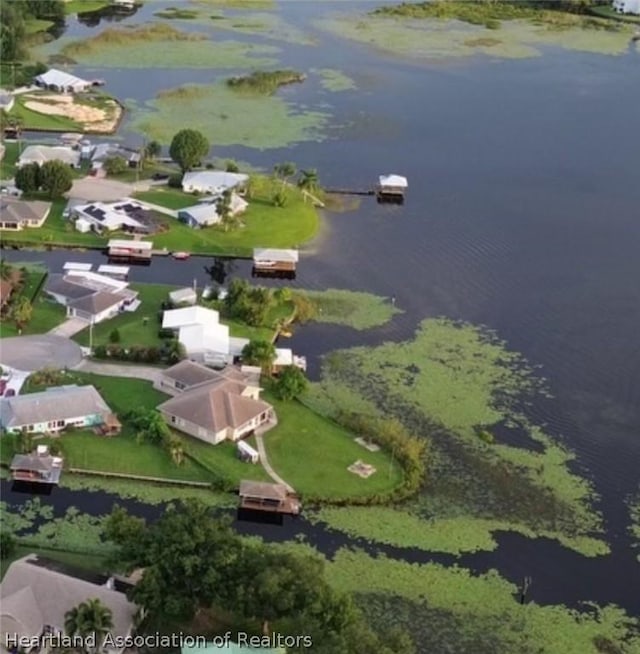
[48, 317, 89, 338]
[0, 335, 83, 371]
[69, 178, 151, 202]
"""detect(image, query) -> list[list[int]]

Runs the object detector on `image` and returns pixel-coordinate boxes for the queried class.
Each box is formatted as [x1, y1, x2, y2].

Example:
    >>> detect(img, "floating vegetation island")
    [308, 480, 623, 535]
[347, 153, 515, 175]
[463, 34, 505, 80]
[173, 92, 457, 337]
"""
[227, 70, 306, 95]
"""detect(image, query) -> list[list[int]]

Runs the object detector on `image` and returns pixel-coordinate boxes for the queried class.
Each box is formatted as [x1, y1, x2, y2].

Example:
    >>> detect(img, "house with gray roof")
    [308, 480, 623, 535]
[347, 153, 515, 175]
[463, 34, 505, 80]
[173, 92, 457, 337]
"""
[17, 145, 80, 169]
[0, 198, 51, 231]
[44, 271, 139, 324]
[0, 385, 114, 435]
[0, 554, 138, 654]
[157, 364, 274, 445]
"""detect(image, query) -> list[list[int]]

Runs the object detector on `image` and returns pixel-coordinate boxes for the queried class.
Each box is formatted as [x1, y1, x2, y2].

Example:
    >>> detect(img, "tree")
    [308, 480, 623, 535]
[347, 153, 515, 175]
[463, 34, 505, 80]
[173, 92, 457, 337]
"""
[65, 599, 114, 653]
[0, 530, 16, 559]
[225, 159, 239, 173]
[297, 168, 320, 194]
[169, 129, 210, 173]
[273, 161, 296, 189]
[14, 162, 41, 195]
[216, 189, 236, 232]
[0, 259, 12, 281]
[103, 155, 127, 176]
[274, 365, 307, 400]
[128, 409, 170, 445]
[242, 339, 276, 374]
[165, 434, 184, 466]
[109, 328, 120, 343]
[271, 188, 288, 208]
[39, 160, 73, 198]
[11, 296, 32, 329]
[104, 501, 243, 621]
[145, 140, 161, 160]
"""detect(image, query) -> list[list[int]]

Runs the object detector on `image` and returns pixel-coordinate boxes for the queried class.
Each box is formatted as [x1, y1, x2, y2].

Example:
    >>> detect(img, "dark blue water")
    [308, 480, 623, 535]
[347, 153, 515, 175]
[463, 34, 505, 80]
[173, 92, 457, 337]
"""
[3, 0, 640, 616]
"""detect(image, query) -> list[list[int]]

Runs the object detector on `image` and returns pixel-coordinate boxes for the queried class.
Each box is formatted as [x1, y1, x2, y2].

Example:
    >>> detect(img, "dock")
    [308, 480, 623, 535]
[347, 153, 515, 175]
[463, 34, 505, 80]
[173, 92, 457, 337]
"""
[325, 188, 375, 196]
[107, 238, 153, 265]
[10, 445, 63, 486]
[252, 248, 298, 279]
[238, 480, 301, 515]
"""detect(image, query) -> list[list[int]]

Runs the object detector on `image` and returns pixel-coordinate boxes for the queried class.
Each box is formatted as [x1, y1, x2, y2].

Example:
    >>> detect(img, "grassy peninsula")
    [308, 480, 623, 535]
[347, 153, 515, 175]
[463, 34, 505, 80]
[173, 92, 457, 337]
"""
[304, 318, 608, 557]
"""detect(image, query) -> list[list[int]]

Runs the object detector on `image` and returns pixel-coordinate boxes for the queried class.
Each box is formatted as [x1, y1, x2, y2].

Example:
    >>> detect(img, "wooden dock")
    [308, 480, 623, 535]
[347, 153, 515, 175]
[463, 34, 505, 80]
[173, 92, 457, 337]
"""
[325, 188, 375, 196]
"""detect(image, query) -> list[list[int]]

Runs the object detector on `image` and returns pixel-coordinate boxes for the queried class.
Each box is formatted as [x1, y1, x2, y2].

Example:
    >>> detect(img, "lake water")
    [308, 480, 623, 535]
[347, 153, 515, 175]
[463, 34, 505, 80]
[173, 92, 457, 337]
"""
[3, 0, 640, 615]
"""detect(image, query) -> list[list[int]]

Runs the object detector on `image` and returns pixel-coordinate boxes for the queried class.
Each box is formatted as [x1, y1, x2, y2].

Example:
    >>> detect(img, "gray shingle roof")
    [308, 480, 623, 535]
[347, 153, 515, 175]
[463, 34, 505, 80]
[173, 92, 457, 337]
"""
[0, 197, 51, 224]
[45, 274, 95, 301]
[0, 555, 137, 641]
[67, 290, 128, 315]
[0, 385, 112, 429]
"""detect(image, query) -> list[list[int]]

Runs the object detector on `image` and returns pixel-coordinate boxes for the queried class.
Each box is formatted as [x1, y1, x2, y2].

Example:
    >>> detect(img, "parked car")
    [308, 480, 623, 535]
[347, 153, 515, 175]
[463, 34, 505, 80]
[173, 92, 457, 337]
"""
[152, 173, 169, 181]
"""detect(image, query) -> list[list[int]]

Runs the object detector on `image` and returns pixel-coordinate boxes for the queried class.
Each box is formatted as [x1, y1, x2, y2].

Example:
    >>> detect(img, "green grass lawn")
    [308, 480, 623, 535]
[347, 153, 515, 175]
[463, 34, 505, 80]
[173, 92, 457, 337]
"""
[0, 266, 67, 338]
[263, 393, 404, 500]
[0, 142, 20, 180]
[65, 0, 111, 14]
[179, 436, 272, 485]
[73, 283, 177, 348]
[134, 176, 320, 256]
[24, 19, 55, 35]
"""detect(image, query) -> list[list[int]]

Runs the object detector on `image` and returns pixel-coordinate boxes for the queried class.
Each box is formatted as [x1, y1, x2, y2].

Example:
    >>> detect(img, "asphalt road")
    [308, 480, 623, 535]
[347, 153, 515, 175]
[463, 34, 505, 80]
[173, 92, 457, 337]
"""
[0, 335, 83, 371]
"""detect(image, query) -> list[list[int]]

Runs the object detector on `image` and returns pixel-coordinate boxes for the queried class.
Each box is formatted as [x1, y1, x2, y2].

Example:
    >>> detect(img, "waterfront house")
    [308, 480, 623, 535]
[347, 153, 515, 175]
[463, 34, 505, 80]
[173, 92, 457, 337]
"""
[71, 200, 153, 234]
[0, 385, 114, 434]
[0, 198, 51, 231]
[10, 445, 63, 485]
[177, 193, 248, 229]
[182, 171, 249, 195]
[162, 306, 231, 362]
[154, 359, 227, 395]
[17, 145, 80, 169]
[0, 554, 138, 654]
[613, 0, 640, 13]
[44, 271, 139, 324]
[157, 366, 274, 445]
[34, 68, 92, 93]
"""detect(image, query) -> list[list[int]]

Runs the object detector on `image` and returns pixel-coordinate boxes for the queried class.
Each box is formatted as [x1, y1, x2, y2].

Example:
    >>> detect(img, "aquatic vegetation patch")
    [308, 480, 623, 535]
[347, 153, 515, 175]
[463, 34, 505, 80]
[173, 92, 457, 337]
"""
[1, 499, 54, 534]
[312, 68, 357, 92]
[227, 70, 306, 95]
[314, 12, 633, 61]
[629, 492, 640, 562]
[326, 549, 640, 654]
[309, 318, 607, 556]
[154, 7, 200, 19]
[303, 288, 402, 331]
[42, 23, 279, 69]
[131, 82, 329, 149]
[208, 11, 318, 45]
[60, 474, 236, 508]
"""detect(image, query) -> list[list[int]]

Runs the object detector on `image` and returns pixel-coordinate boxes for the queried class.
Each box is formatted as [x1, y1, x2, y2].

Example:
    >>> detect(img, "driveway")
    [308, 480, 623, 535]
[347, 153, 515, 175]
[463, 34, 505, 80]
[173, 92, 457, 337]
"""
[0, 335, 83, 371]
[69, 178, 151, 202]
[74, 360, 161, 382]
[48, 317, 88, 338]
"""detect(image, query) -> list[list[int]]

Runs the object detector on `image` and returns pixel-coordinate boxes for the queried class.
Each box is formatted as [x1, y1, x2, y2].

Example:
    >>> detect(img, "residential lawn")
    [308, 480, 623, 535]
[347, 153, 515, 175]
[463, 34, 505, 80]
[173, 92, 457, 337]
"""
[135, 175, 320, 256]
[65, 0, 111, 14]
[73, 283, 177, 347]
[224, 316, 276, 342]
[0, 266, 67, 338]
[179, 435, 272, 484]
[0, 198, 105, 248]
[1, 545, 108, 581]
[46, 430, 212, 482]
[108, 161, 178, 184]
[263, 392, 404, 500]
[0, 142, 20, 180]
[135, 188, 198, 210]
[24, 19, 55, 35]
[22, 370, 169, 414]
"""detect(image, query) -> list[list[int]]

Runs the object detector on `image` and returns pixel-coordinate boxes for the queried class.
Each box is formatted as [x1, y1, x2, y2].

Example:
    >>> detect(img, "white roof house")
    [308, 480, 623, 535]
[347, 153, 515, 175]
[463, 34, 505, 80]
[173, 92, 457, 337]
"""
[17, 145, 80, 168]
[162, 305, 220, 330]
[179, 323, 230, 358]
[182, 171, 249, 194]
[72, 201, 148, 233]
[169, 287, 197, 306]
[613, 0, 640, 13]
[34, 69, 92, 93]
[178, 193, 248, 229]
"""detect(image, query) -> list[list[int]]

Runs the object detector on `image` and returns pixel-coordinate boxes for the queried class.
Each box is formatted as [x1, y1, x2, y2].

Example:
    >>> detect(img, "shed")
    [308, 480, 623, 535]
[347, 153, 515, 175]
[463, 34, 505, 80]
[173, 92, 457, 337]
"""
[237, 440, 259, 464]
[74, 217, 92, 233]
[169, 287, 197, 306]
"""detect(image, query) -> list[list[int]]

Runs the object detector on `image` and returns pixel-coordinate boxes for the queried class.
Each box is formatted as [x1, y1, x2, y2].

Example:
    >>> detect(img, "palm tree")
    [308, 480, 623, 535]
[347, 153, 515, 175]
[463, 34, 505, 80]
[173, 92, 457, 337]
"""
[65, 599, 113, 653]
[166, 435, 185, 466]
[273, 162, 296, 190]
[297, 168, 319, 194]
[242, 339, 276, 376]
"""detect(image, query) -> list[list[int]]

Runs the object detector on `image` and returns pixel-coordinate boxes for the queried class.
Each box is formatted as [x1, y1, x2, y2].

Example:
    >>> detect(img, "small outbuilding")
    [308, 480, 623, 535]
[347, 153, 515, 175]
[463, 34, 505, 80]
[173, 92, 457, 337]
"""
[237, 440, 260, 464]
[377, 174, 408, 203]
[169, 287, 197, 306]
[252, 248, 299, 278]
